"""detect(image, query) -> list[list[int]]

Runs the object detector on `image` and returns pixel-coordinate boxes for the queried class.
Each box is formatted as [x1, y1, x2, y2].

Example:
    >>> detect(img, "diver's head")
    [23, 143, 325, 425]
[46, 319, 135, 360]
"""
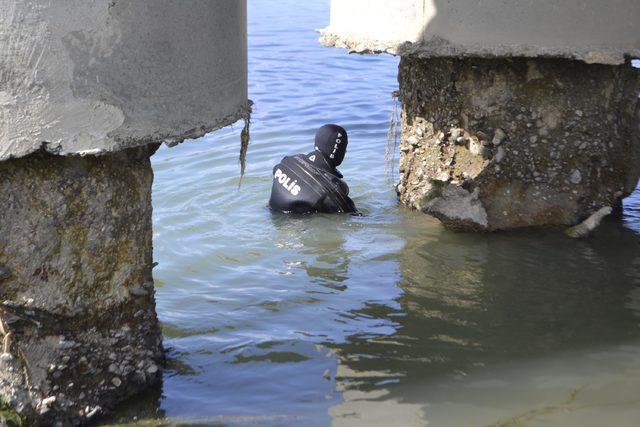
[314, 124, 348, 167]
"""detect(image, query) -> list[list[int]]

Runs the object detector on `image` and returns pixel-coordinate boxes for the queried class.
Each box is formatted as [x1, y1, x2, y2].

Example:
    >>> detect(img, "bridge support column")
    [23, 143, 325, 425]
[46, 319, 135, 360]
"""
[0, 0, 248, 423]
[0, 146, 163, 425]
[396, 56, 640, 231]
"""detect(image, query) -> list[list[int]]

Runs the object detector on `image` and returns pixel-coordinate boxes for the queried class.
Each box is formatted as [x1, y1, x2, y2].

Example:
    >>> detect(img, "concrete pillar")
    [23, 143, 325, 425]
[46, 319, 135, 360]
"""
[320, 0, 640, 65]
[0, 0, 248, 424]
[321, 0, 640, 231]
[396, 57, 640, 231]
[1, 146, 161, 425]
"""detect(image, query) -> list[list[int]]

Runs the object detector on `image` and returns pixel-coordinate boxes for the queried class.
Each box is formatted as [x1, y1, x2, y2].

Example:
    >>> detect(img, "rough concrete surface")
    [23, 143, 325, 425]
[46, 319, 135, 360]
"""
[396, 57, 640, 231]
[0, 146, 163, 425]
[320, 0, 640, 65]
[0, 0, 249, 161]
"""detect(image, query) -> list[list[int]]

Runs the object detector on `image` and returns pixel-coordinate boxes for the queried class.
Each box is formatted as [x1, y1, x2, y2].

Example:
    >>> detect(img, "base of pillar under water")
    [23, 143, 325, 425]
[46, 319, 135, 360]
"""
[0, 146, 163, 426]
[396, 56, 640, 231]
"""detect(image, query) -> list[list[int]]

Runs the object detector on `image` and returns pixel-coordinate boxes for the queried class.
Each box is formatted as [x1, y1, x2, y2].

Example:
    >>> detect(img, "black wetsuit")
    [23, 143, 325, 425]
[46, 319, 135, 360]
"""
[269, 151, 357, 214]
[269, 124, 357, 214]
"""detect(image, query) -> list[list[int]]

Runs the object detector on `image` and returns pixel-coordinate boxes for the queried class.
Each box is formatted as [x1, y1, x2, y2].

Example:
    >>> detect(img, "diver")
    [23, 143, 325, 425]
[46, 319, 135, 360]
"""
[269, 124, 358, 214]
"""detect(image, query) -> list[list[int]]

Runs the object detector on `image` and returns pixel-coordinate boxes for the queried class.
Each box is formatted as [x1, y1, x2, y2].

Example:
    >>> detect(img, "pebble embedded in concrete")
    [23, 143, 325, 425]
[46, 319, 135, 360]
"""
[492, 128, 507, 146]
[0, 267, 11, 281]
[570, 170, 582, 185]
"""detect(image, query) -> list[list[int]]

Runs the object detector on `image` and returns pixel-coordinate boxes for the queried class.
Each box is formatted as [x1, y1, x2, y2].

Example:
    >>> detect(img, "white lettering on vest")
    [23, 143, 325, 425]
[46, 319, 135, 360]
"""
[274, 168, 301, 197]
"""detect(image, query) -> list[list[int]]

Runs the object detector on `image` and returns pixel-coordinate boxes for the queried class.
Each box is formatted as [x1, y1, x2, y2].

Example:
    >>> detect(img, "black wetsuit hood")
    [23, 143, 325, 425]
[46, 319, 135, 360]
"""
[314, 124, 348, 168]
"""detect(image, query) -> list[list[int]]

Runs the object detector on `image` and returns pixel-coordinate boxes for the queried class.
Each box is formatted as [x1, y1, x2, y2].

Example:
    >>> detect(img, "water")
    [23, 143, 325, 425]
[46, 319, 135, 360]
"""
[106, 1, 640, 426]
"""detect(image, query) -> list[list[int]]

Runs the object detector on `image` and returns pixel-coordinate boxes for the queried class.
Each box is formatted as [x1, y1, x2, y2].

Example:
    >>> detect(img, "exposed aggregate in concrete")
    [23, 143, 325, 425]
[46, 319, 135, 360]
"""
[396, 57, 640, 231]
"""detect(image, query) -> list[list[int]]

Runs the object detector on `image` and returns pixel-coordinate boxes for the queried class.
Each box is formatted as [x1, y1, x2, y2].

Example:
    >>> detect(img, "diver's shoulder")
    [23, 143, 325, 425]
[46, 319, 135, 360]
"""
[280, 153, 305, 161]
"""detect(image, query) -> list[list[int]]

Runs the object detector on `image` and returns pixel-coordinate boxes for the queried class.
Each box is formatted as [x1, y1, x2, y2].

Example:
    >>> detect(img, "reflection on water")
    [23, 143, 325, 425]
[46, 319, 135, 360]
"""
[103, 0, 640, 426]
[330, 219, 640, 426]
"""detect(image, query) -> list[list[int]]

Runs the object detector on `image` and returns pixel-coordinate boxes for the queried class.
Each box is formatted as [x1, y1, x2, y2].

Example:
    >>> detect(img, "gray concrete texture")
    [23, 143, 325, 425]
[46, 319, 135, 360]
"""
[0, 145, 163, 425]
[320, 0, 640, 64]
[0, 0, 249, 161]
[396, 57, 640, 231]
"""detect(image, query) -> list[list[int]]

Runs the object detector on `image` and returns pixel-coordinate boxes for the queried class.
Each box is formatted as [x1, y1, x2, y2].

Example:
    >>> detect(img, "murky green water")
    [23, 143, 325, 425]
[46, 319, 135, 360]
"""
[104, 1, 640, 426]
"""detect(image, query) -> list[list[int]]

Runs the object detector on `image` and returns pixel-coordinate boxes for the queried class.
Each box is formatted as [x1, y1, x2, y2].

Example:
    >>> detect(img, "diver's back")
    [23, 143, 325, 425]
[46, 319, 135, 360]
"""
[269, 155, 324, 214]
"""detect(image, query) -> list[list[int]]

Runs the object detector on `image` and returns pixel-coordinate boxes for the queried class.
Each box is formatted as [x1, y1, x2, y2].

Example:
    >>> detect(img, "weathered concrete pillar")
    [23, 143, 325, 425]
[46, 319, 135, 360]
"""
[0, 146, 161, 425]
[0, 0, 248, 424]
[396, 57, 640, 230]
[321, 0, 640, 231]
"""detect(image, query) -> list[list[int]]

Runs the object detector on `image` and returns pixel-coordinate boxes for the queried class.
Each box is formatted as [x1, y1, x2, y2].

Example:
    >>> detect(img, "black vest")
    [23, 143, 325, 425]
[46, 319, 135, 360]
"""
[269, 154, 357, 214]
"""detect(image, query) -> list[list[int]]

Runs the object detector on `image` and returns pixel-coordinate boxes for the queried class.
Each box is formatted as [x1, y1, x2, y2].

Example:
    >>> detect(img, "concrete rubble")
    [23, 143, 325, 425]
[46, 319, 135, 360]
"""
[565, 207, 614, 238]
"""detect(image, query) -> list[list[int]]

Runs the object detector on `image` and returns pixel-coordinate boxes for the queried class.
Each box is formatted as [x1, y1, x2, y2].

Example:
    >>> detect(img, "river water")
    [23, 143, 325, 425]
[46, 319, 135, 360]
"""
[106, 1, 640, 426]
